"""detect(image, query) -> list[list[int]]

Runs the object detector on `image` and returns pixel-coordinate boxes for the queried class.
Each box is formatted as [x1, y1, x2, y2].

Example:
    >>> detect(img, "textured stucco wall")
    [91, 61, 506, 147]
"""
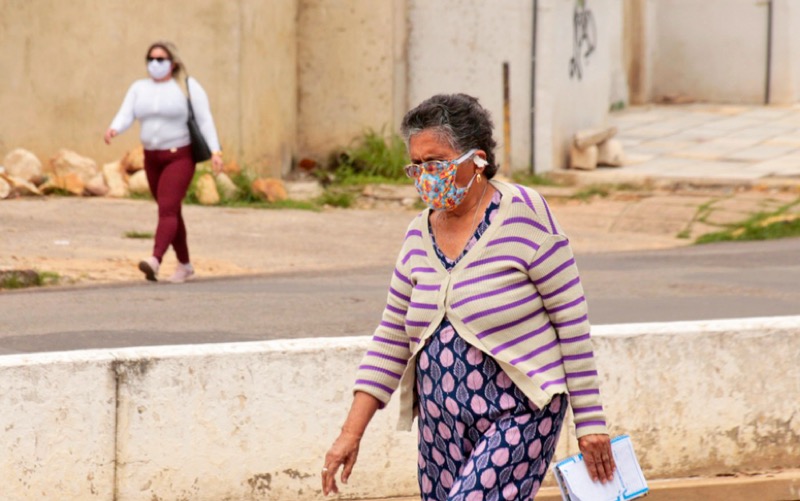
[112, 341, 418, 501]
[0, 0, 297, 177]
[0, 352, 117, 500]
[296, 0, 406, 162]
[648, 0, 768, 104]
[1, 316, 798, 500]
[406, 0, 534, 173]
[535, 0, 614, 172]
[768, 0, 800, 104]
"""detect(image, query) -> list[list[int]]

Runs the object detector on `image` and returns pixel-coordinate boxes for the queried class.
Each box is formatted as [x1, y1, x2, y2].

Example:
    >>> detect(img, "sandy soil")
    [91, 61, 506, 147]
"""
[0, 191, 700, 287]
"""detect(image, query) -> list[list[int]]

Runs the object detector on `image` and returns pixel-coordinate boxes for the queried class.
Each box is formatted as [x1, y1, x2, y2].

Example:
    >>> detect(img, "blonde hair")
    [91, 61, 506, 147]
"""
[146, 41, 184, 78]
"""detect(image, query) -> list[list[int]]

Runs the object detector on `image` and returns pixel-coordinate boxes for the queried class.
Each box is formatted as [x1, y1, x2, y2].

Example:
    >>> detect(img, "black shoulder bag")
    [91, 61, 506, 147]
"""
[184, 77, 212, 163]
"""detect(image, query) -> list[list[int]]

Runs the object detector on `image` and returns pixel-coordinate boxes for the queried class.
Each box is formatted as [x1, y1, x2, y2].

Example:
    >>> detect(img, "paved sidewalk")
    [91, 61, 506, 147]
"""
[558, 104, 800, 186]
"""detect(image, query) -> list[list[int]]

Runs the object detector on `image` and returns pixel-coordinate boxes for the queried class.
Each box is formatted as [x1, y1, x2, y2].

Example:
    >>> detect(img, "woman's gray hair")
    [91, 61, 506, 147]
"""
[146, 41, 184, 78]
[400, 94, 498, 178]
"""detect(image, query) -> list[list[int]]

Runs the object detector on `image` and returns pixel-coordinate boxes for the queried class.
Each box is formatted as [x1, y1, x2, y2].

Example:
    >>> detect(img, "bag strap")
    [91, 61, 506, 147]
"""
[182, 76, 196, 119]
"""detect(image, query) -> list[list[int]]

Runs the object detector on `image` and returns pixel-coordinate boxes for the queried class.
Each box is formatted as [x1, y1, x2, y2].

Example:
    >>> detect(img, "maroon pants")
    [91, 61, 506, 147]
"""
[143, 145, 195, 264]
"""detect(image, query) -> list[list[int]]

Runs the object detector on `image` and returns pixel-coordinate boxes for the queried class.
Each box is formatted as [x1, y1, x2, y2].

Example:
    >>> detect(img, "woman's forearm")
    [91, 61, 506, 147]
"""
[341, 391, 381, 437]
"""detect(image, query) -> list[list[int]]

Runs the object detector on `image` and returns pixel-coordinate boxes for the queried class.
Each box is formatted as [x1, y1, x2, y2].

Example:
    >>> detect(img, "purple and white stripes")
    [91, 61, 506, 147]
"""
[353, 181, 607, 438]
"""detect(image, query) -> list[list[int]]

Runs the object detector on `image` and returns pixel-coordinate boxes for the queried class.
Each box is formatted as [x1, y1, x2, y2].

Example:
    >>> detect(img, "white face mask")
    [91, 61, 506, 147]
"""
[147, 59, 173, 80]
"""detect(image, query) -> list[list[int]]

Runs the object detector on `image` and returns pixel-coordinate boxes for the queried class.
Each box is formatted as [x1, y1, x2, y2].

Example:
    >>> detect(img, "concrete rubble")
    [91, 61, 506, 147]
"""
[0, 146, 297, 208]
[571, 126, 626, 170]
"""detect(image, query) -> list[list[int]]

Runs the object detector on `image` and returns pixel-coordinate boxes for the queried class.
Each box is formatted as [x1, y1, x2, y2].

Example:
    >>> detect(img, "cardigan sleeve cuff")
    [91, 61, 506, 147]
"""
[574, 418, 609, 438]
[352, 383, 392, 409]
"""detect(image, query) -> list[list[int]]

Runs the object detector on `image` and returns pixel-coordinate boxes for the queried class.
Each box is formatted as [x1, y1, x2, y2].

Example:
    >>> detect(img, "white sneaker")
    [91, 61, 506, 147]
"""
[169, 263, 195, 283]
[138, 256, 160, 282]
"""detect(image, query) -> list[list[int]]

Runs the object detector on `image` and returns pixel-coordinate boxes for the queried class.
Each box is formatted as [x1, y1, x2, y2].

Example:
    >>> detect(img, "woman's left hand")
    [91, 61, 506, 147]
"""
[322, 430, 362, 495]
[578, 434, 616, 483]
[211, 153, 224, 176]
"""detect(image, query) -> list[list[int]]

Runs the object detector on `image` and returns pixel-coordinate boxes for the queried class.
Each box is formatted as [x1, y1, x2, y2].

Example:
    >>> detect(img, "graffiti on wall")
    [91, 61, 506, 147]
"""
[569, 0, 596, 80]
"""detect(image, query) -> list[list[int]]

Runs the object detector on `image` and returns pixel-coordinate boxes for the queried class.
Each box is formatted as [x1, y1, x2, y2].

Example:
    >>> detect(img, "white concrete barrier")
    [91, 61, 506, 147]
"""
[0, 352, 117, 499]
[1, 316, 799, 501]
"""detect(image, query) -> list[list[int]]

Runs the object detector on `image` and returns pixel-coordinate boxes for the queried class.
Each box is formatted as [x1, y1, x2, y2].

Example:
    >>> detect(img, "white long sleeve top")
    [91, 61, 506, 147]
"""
[109, 77, 221, 152]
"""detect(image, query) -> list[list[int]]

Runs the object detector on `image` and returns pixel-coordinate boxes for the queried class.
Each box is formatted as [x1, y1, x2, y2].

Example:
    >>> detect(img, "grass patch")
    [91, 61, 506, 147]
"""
[0, 270, 60, 290]
[511, 172, 561, 187]
[695, 199, 800, 244]
[317, 189, 356, 208]
[571, 184, 612, 202]
[128, 191, 153, 201]
[222, 198, 320, 211]
[327, 129, 411, 186]
[47, 187, 77, 197]
[124, 230, 153, 239]
[677, 197, 722, 239]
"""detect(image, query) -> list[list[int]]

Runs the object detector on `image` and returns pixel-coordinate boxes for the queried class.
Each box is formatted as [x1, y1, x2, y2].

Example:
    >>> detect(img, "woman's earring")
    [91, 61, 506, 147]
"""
[477, 172, 482, 183]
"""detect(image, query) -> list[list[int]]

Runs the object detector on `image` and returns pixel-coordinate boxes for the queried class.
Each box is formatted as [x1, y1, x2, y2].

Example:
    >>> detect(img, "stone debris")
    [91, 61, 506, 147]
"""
[40, 172, 84, 195]
[103, 161, 129, 198]
[1, 173, 43, 196]
[85, 173, 110, 197]
[0, 146, 319, 206]
[215, 172, 239, 200]
[120, 147, 144, 173]
[127, 170, 150, 195]
[574, 126, 618, 151]
[223, 159, 241, 176]
[597, 139, 625, 167]
[285, 180, 324, 201]
[571, 126, 626, 170]
[3, 148, 43, 184]
[49, 149, 99, 187]
[196, 173, 220, 205]
[0, 177, 10, 199]
[251, 178, 287, 203]
[570, 144, 599, 170]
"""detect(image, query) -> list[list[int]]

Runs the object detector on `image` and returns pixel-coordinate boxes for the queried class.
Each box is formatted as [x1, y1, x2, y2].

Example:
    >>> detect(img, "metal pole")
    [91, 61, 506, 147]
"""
[530, 0, 538, 174]
[503, 62, 512, 177]
[765, 0, 773, 104]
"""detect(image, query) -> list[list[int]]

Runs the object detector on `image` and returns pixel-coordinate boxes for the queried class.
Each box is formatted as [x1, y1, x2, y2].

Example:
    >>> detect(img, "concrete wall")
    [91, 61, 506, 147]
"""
[0, 0, 297, 177]
[535, 0, 615, 173]
[768, 0, 800, 104]
[648, 0, 768, 104]
[406, 0, 535, 173]
[2, 316, 799, 500]
[296, 0, 407, 162]
[0, 0, 620, 177]
[0, 351, 117, 499]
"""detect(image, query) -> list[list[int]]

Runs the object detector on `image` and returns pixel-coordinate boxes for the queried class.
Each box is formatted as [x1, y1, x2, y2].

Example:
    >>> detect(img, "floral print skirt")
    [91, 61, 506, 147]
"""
[415, 322, 567, 501]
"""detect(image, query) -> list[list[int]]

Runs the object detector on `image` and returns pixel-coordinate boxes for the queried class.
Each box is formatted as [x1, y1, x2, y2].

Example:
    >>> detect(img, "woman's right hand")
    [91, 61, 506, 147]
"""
[104, 128, 117, 145]
[321, 430, 362, 496]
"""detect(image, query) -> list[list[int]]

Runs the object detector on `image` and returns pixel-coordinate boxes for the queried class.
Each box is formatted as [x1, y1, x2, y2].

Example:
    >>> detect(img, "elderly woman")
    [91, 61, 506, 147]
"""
[323, 94, 614, 500]
[105, 41, 223, 283]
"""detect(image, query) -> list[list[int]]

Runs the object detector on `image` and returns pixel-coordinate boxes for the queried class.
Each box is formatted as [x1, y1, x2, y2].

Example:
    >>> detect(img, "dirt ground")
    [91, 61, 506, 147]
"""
[1, 184, 796, 286]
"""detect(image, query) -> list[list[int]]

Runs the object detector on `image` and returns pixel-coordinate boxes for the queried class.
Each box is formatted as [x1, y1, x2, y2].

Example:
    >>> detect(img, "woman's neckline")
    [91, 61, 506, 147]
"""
[421, 179, 512, 275]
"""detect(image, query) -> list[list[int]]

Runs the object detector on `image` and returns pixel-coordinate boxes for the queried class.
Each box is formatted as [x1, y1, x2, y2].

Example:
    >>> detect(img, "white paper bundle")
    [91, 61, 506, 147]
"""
[552, 434, 648, 501]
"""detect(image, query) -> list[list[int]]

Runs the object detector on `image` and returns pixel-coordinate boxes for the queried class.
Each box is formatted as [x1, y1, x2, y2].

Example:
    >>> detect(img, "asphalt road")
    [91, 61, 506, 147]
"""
[2, 238, 798, 355]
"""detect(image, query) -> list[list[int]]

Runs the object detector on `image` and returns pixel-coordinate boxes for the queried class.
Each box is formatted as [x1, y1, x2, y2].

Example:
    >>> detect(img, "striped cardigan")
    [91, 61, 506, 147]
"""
[354, 180, 608, 438]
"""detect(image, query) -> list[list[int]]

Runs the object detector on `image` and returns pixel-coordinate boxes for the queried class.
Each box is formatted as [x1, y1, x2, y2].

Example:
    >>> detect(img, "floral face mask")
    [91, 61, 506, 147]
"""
[405, 149, 478, 210]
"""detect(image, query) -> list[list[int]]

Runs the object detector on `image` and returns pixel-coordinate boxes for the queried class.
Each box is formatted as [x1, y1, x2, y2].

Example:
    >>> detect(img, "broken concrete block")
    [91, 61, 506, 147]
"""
[574, 126, 618, 150]
[597, 139, 625, 167]
[570, 144, 599, 170]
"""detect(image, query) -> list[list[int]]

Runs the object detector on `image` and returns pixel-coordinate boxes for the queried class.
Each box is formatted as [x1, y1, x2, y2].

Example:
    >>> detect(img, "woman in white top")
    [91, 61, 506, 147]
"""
[105, 41, 223, 283]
